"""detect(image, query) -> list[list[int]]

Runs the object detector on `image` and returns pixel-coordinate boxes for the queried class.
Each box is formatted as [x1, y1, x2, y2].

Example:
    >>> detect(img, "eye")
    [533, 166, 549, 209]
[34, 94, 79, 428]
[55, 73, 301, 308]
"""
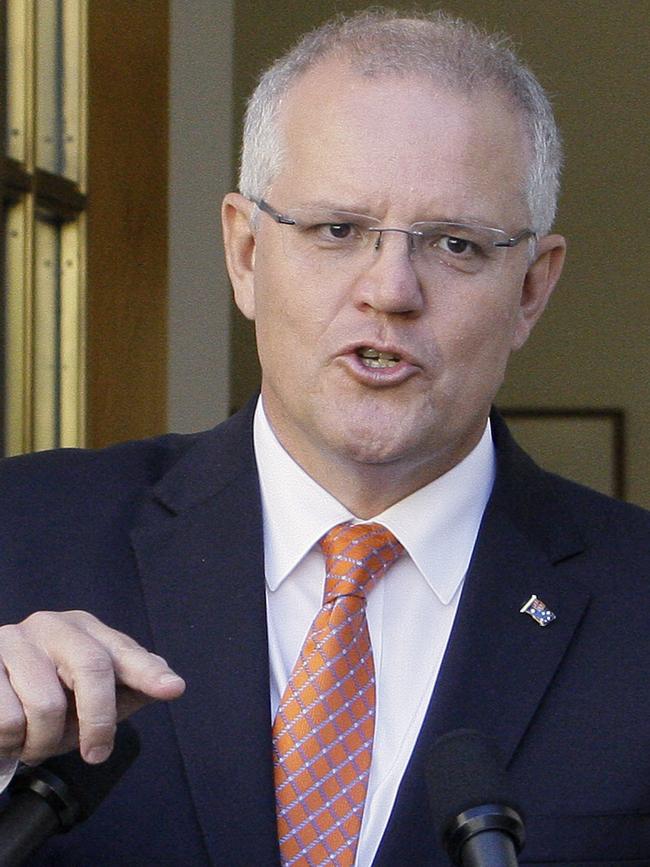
[310, 221, 362, 244]
[326, 223, 353, 239]
[438, 235, 478, 257]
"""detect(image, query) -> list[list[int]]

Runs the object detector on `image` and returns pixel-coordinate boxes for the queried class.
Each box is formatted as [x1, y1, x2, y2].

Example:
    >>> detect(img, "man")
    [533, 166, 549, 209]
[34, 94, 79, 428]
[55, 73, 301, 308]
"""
[0, 9, 648, 866]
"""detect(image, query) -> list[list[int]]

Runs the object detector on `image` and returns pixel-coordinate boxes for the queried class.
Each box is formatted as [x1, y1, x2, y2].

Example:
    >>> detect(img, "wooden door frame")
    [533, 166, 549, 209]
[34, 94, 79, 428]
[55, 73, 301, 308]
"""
[86, 0, 169, 447]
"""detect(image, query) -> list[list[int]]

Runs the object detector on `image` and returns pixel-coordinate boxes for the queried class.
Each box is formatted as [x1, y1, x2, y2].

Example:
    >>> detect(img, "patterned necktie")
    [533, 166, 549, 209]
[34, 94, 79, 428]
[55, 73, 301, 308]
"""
[273, 522, 404, 866]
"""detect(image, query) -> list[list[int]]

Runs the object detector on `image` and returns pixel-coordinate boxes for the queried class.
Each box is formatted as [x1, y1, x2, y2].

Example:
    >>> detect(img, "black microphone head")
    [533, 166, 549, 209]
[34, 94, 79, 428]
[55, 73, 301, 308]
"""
[11, 721, 140, 827]
[426, 729, 519, 840]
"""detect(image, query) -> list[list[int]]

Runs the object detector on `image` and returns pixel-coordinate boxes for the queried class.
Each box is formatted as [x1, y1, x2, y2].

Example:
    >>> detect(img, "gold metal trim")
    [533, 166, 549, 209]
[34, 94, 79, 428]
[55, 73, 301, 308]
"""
[3, 0, 87, 454]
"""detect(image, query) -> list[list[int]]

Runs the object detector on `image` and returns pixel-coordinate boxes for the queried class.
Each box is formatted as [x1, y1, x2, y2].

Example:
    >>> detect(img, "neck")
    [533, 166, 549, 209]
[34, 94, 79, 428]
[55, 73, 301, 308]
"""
[302, 453, 463, 518]
[256, 398, 489, 518]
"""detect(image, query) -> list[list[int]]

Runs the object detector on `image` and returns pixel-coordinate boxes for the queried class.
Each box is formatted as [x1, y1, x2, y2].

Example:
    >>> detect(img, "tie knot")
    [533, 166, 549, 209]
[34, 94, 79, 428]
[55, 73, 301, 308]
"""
[319, 521, 404, 603]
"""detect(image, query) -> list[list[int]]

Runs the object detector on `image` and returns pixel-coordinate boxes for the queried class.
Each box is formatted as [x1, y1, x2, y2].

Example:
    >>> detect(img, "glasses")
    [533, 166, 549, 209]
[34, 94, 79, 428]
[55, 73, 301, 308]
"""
[252, 198, 536, 277]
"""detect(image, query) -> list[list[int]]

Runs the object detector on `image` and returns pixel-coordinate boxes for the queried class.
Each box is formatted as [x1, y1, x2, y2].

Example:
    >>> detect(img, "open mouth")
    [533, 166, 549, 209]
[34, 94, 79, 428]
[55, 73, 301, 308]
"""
[356, 347, 401, 369]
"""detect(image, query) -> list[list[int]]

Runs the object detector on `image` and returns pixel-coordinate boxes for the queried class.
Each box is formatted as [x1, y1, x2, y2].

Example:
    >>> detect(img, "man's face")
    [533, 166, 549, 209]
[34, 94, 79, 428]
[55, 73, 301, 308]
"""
[224, 60, 565, 503]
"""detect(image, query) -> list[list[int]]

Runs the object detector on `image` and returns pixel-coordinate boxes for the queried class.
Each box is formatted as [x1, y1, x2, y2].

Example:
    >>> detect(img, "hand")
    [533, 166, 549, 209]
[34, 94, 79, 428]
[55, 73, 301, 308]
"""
[0, 610, 185, 765]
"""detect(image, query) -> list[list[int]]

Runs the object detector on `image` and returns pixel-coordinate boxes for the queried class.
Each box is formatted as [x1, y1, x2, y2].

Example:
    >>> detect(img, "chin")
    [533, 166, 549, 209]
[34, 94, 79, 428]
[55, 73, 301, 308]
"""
[340, 441, 404, 466]
[327, 422, 423, 467]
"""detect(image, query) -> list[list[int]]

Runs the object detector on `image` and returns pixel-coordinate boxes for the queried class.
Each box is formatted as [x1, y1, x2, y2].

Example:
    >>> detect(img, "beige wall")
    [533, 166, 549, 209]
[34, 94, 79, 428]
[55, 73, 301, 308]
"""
[168, 0, 233, 431]
[230, 1, 650, 507]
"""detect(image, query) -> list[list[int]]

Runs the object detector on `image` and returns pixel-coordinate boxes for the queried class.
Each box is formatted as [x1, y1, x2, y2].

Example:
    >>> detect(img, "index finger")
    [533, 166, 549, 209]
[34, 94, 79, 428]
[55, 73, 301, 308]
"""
[78, 618, 186, 700]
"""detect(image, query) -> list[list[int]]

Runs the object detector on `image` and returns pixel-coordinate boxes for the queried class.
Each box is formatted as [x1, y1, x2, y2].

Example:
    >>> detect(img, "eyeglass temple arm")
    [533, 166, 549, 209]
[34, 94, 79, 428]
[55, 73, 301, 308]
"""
[255, 198, 297, 225]
[494, 229, 537, 248]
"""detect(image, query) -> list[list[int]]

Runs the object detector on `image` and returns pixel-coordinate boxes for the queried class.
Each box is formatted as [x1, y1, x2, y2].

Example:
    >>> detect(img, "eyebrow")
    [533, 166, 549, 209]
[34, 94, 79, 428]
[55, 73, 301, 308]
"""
[293, 199, 376, 215]
[290, 199, 506, 228]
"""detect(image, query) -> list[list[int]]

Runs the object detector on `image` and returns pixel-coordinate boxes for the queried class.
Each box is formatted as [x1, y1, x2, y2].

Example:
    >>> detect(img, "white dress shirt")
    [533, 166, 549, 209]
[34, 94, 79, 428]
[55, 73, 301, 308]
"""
[255, 399, 495, 866]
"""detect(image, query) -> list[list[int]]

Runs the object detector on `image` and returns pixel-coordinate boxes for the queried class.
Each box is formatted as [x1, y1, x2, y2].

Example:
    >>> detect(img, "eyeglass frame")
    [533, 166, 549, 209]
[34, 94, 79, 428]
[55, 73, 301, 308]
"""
[251, 197, 537, 255]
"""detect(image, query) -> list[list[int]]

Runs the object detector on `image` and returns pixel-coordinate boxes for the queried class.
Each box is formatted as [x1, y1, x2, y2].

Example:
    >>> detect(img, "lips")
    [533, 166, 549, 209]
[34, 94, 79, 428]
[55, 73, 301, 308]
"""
[335, 342, 420, 386]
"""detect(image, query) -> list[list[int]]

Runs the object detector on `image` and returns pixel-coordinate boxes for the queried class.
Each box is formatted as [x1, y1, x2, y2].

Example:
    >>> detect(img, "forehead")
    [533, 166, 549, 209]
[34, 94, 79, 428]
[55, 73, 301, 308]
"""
[270, 59, 530, 223]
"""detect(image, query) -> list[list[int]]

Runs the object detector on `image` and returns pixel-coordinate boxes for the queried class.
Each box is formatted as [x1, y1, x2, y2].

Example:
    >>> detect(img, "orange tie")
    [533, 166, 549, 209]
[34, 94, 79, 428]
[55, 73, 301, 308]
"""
[273, 522, 404, 866]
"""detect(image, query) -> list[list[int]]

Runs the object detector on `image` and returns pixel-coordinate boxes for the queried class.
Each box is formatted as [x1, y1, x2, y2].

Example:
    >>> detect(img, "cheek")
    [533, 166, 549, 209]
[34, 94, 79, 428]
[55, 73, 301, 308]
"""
[443, 291, 520, 357]
[432, 296, 522, 400]
[253, 257, 339, 346]
[252, 281, 325, 385]
[482, 281, 525, 344]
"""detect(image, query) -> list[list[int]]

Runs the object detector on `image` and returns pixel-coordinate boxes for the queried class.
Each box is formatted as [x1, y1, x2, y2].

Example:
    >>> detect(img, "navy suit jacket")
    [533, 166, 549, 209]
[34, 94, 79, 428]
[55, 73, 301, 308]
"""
[1, 400, 649, 866]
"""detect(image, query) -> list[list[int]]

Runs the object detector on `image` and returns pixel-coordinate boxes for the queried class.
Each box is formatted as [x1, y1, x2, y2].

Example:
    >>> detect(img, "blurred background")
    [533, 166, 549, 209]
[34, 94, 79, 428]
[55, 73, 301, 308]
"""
[1, 0, 648, 507]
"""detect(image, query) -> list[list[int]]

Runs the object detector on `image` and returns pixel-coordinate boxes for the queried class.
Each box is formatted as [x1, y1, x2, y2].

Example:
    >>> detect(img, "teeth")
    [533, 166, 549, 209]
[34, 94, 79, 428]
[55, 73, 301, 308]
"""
[357, 347, 401, 368]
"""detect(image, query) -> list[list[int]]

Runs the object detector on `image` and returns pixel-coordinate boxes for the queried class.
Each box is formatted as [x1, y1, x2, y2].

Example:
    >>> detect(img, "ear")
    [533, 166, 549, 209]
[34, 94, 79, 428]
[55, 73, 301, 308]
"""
[512, 233, 566, 350]
[221, 192, 257, 320]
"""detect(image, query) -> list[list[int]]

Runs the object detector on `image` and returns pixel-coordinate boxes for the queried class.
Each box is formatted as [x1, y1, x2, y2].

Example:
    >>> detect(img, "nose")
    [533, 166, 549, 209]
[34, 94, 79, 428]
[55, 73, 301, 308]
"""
[351, 230, 424, 316]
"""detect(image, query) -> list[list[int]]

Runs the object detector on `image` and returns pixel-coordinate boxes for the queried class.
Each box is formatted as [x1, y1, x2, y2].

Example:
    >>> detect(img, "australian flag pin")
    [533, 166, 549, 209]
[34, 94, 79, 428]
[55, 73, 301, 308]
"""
[520, 594, 556, 627]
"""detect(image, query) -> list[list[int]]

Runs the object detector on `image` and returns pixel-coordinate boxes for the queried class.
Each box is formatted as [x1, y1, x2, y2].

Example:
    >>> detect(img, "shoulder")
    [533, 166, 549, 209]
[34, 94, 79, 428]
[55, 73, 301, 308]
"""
[0, 399, 257, 505]
[0, 431, 199, 506]
[491, 410, 650, 571]
[0, 436, 201, 565]
[0, 400, 257, 529]
[0, 402, 258, 621]
[543, 470, 650, 564]
[545, 468, 649, 528]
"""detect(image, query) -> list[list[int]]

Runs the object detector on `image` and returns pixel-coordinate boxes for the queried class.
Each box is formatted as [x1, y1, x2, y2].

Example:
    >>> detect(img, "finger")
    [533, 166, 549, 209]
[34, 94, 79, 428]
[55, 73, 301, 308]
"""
[110, 646, 186, 699]
[58, 619, 184, 761]
[0, 667, 26, 758]
[29, 610, 184, 701]
[16, 611, 184, 763]
[0, 625, 67, 764]
[58, 647, 118, 764]
[70, 614, 185, 699]
[16, 612, 119, 763]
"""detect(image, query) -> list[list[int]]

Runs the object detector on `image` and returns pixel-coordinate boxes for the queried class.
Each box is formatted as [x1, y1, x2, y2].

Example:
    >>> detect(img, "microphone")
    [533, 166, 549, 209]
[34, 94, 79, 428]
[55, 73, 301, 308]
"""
[426, 729, 525, 867]
[0, 722, 140, 866]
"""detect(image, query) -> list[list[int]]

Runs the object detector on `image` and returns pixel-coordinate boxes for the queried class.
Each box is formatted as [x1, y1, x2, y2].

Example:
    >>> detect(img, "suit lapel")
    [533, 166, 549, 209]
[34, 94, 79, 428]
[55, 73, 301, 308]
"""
[426, 496, 590, 761]
[374, 415, 591, 864]
[130, 403, 281, 866]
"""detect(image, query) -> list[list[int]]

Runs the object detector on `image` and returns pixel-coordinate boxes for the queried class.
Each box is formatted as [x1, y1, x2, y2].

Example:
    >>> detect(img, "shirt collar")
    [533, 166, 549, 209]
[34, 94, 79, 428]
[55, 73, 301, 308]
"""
[253, 399, 495, 604]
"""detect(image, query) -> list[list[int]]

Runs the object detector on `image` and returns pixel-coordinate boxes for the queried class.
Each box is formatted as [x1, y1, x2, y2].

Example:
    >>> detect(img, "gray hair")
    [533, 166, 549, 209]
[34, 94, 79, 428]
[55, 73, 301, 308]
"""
[239, 8, 563, 235]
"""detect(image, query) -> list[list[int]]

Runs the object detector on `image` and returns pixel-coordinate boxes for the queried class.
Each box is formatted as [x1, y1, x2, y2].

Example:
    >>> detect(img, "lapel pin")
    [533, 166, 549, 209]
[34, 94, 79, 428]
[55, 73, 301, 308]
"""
[520, 594, 556, 627]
